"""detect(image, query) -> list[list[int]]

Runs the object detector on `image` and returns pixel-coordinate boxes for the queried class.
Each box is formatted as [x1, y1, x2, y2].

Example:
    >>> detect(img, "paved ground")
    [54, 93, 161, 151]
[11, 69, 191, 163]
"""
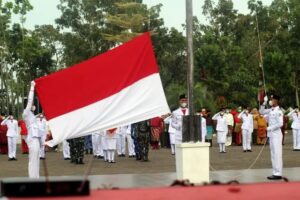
[0, 132, 300, 188]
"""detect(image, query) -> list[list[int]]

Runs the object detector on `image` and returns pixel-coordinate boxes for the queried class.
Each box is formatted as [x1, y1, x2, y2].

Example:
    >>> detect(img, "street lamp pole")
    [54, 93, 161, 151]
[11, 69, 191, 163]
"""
[186, 0, 195, 141]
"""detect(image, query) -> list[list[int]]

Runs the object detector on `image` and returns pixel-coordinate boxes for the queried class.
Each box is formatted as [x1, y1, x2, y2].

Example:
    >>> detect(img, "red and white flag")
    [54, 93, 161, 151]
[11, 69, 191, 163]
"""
[35, 32, 170, 146]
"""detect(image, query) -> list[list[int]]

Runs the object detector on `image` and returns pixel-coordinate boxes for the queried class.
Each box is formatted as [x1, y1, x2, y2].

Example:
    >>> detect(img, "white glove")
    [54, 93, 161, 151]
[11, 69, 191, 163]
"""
[263, 96, 268, 105]
[30, 81, 36, 91]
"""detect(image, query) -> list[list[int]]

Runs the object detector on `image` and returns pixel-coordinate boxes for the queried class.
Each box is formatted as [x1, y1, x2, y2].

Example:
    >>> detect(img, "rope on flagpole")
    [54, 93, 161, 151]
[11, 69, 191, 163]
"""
[255, 10, 267, 97]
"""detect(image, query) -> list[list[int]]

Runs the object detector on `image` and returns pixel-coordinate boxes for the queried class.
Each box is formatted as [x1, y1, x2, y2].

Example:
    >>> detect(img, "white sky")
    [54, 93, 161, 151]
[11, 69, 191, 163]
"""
[15, 0, 273, 31]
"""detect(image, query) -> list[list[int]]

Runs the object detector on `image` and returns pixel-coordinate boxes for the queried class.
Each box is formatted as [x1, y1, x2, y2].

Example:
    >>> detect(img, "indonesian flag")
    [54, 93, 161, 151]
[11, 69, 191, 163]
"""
[35, 32, 170, 147]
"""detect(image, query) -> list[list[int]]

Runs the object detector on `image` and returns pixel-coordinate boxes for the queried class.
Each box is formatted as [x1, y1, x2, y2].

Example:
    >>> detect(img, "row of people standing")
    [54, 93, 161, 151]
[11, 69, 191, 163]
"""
[63, 121, 152, 164]
[0, 112, 48, 161]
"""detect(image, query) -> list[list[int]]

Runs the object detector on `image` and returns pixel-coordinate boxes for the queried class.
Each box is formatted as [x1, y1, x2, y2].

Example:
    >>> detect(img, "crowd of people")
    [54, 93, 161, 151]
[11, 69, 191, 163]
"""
[1, 88, 300, 181]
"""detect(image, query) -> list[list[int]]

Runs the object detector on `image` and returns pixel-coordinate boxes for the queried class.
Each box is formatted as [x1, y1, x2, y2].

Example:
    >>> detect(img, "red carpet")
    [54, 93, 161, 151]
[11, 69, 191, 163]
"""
[9, 182, 300, 200]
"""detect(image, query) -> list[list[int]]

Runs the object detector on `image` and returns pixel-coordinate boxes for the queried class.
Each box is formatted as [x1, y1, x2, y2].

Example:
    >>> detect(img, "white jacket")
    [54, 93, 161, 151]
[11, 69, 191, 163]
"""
[1, 118, 18, 137]
[212, 113, 228, 132]
[238, 111, 254, 132]
[288, 110, 300, 130]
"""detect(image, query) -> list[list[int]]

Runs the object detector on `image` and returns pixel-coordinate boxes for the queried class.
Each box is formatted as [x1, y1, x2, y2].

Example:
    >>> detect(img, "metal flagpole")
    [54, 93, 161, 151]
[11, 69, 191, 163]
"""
[186, 0, 195, 141]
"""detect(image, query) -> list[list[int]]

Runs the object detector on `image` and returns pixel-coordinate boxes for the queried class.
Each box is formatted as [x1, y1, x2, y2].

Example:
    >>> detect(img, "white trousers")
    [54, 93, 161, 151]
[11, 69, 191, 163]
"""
[28, 138, 41, 178]
[7, 137, 17, 158]
[63, 140, 70, 158]
[126, 134, 135, 156]
[107, 150, 115, 162]
[242, 129, 252, 150]
[269, 133, 283, 176]
[171, 144, 175, 154]
[293, 129, 300, 150]
[92, 134, 102, 156]
[219, 143, 225, 152]
[117, 134, 126, 155]
[39, 134, 47, 158]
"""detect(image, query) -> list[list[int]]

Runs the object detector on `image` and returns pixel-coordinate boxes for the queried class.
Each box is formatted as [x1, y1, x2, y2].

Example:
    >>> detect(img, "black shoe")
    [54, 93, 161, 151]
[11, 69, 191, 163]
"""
[13, 157, 17, 161]
[40, 157, 45, 160]
[118, 154, 122, 157]
[267, 175, 282, 180]
[243, 150, 247, 152]
[122, 154, 125, 157]
[64, 158, 70, 160]
[247, 150, 252, 152]
[77, 158, 84, 164]
[97, 155, 104, 159]
[85, 150, 89, 155]
[8, 158, 13, 161]
[222, 151, 226, 153]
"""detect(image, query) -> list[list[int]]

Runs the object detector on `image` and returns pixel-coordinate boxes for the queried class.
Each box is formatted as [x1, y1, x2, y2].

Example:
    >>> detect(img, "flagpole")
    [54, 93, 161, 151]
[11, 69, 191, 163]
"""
[186, 0, 195, 141]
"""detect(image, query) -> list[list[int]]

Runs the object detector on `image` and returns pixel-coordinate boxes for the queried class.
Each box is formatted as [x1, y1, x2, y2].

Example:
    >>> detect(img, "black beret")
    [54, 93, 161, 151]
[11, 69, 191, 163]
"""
[179, 94, 187, 100]
[271, 94, 280, 101]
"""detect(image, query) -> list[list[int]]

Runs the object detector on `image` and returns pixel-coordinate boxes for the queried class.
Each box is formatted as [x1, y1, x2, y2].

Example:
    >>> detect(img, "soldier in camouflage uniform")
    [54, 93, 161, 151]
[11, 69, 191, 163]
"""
[136, 120, 151, 161]
[73, 136, 85, 164]
[131, 123, 141, 160]
[67, 138, 76, 163]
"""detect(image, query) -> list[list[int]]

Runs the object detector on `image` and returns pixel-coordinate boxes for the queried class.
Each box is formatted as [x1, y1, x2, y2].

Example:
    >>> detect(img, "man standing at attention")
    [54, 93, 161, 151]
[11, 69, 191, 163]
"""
[171, 94, 189, 149]
[260, 94, 283, 180]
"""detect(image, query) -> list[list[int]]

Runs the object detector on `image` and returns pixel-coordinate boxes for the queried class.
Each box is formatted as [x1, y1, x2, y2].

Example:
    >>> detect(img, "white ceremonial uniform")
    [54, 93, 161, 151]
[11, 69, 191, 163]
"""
[62, 140, 70, 159]
[164, 116, 176, 154]
[125, 125, 135, 156]
[225, 113, 234, 146]
[92, 131, 103, 157]
[200, 116, 207, 143]
[117, 126, 127, 156]
[37, 117, 47, 158]
[1, 118, 18, 159]
[238, 111, 254, 151]
[100, 131, 107, 160]
[260, 105, 283, 176]
[23, 84, 41, 178]
[212, 113, 228, 152]
[288, 110, 300, 150]
[105, 129, 118, 163]
[171, 108, 189, 145]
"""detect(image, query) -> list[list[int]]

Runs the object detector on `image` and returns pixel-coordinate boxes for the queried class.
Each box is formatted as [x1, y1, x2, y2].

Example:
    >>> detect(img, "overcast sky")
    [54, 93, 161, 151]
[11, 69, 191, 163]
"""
[16, 0, 273, 31]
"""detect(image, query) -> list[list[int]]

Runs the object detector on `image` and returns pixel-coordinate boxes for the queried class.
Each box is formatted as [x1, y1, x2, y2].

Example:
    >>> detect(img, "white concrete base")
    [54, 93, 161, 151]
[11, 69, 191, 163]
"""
[175, 142, 210, 183]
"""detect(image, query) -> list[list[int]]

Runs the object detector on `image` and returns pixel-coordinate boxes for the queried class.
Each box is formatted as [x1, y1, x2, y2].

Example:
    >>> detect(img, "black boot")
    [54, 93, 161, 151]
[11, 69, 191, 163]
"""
[77, 158, 84, 164]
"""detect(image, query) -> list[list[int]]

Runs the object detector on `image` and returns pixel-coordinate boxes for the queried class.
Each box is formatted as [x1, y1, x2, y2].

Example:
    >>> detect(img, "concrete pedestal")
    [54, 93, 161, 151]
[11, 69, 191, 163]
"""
[175, 142, 210, 183]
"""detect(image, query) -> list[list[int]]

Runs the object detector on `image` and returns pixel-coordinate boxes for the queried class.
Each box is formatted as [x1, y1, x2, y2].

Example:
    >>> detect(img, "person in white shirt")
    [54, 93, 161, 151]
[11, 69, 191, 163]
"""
[62, 140, 71, 160]
[37, 114, 47, 159]
[105, 128, 118, 163]
[260, 94, 284, 180]
[287, 106, 300, 151]
[171, 94, 189, 151]
[164, 114, 176, 155]
[198, 109, 207, 143]
[92, 130, 104, 159]
[117, 126, 127, 157]
[1, 114, 18, 161]
[238, 107, 254, 152]
[225, 108, 234, 146]
[22, 81, 41, 178]
[125, 125, 136, 157]
[212, 108, 228, 153]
